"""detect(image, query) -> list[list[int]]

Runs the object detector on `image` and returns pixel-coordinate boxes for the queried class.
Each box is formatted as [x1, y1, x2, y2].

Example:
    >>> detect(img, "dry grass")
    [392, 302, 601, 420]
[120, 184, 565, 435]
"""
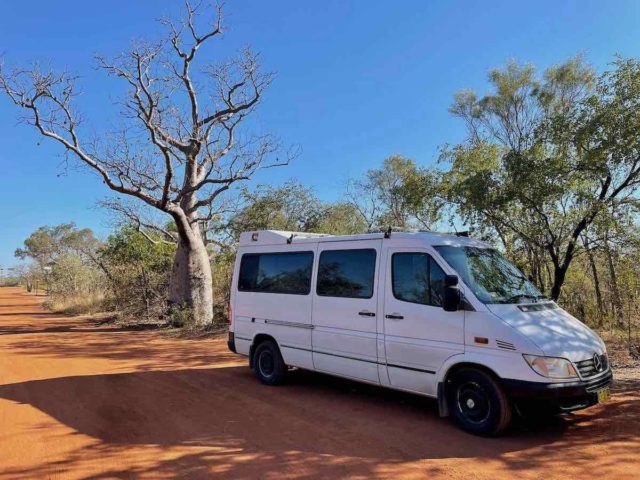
[599, 329, 640, 372]
[43, 292, 107, 316]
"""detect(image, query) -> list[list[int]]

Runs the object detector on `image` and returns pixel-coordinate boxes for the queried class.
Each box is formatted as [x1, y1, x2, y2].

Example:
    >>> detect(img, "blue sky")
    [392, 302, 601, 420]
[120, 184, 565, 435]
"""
[1, 0, 640, 268]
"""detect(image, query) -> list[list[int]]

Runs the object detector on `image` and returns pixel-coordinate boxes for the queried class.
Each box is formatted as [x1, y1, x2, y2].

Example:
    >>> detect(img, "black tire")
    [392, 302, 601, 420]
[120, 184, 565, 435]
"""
[447, 368, 512, 436]
[252, 340, 286, 385]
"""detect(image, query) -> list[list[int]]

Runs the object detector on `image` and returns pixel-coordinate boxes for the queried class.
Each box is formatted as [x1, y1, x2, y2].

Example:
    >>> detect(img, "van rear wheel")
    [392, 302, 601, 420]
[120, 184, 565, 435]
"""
[448, 368, 511, 436]
[253, 340, 286, 385]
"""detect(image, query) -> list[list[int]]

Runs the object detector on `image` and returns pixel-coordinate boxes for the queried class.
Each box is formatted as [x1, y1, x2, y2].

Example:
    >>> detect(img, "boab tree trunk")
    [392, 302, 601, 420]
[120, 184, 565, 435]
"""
[169, 216, 213, 325]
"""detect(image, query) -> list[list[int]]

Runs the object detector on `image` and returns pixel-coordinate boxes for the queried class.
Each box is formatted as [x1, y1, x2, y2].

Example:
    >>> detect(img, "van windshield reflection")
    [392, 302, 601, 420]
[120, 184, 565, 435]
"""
[434, 245, 545, 304]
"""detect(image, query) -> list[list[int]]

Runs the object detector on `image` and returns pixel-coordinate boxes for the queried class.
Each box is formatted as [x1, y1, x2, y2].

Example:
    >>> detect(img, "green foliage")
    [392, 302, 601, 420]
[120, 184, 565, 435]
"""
[100, 226, 175, 319]
[230, 180, 368, 237]
[46, 253, 102, 296]
[15, 223, 99, 267]
[444, 55, 640, 299]
[230, 181, 323, 235]
[14, 223, 107, 312]
[101, 226, 175, 270]
[315, 202, 368, 235]
[42, 253, 106, 314]
[211, 249, 236, 324]
[348, 155, 444, 230]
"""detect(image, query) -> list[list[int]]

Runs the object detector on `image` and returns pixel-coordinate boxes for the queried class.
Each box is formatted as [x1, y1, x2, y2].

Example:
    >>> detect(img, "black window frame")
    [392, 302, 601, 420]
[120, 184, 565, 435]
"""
[238, 250, 314, 295]
[316, 248, 377, 299]
[391, 251, 446, 307]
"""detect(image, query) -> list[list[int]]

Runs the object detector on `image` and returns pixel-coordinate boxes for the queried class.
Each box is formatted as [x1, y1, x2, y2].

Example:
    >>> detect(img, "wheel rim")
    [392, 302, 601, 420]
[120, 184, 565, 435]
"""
[456, 381, 491, 424]
[258, 350, 275, 377]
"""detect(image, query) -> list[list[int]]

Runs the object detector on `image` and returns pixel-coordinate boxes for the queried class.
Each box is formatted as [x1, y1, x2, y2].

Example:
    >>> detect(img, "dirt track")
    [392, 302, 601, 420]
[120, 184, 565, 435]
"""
[0, 287, 639, 479]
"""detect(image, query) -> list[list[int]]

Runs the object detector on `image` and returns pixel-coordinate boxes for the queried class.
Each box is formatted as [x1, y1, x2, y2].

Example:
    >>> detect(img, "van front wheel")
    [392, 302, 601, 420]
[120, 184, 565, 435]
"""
[448, 368, 511, 436]
[253, 340, 286, 385]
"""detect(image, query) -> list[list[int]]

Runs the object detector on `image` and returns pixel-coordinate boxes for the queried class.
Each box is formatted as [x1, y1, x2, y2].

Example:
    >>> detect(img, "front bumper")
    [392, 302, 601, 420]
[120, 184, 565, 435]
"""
[501, 370, 613, 413]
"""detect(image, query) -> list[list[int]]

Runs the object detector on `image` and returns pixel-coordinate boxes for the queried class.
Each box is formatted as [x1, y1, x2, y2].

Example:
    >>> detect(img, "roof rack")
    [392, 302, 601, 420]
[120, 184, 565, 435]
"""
[239, 230, 332, 246]
[238, 229, 481, 247]
[422, 229, 472, 238]
[371, 226, 410, 238]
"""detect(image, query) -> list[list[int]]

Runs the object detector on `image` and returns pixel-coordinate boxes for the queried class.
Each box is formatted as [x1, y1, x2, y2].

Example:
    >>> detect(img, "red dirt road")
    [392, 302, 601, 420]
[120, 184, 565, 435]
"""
[0, 287, 639, 479]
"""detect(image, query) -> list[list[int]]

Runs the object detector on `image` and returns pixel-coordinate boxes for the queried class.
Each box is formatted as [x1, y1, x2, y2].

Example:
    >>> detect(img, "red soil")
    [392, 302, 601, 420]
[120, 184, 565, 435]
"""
[0, 287, 638, 479]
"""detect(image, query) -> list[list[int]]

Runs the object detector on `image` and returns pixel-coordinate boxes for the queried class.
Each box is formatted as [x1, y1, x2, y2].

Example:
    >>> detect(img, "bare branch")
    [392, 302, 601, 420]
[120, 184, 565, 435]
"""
[100, 198, 178, 244]
[0, 1, 288, 253]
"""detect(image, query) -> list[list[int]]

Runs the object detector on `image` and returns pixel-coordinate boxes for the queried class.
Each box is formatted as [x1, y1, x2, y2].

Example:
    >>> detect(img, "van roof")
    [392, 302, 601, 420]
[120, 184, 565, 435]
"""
[238, 230, 491, 248]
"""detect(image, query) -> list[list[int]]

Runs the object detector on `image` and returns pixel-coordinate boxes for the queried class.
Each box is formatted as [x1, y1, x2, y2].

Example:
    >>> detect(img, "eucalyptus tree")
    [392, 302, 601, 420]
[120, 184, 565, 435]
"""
[444, 56, 640, 300]
[0, 3, 288, 324]
[347, 155, 444, 231]
[15, 223, 101, 269]
[230, 181, 325, 237]
[229, 181, 368, 239]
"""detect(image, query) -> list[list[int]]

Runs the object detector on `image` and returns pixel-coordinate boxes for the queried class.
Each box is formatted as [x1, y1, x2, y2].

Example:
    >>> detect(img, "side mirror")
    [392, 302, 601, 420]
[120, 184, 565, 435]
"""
[443, 274, 461, 312]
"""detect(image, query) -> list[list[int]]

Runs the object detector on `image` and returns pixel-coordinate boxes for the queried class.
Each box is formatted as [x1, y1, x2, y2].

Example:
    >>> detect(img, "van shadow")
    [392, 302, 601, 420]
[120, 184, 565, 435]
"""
[0, 366, 597, 457]
[1, 367, 639, 478]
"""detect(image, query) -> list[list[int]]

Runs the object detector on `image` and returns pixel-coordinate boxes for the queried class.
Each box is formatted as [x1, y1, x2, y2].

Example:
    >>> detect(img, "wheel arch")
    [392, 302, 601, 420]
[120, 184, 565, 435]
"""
[437, 361, 503, 417]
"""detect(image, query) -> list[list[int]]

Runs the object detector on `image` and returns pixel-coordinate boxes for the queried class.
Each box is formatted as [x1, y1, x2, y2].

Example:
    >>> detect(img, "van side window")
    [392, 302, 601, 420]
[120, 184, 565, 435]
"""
[238, 251, 314, 295]
[317, 249, 376, 298]
[392, 252, 445, 307]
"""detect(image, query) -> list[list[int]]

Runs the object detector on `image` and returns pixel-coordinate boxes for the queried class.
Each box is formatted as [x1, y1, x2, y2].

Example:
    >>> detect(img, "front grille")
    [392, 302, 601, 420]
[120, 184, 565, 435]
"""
[575, 354, 609, 379]
[585, 373, 613, 393]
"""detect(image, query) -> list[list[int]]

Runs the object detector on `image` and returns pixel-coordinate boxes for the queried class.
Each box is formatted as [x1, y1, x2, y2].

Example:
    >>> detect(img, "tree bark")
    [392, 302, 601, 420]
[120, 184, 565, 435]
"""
[584, 241, 605, 325]
[550, 265, 568, 301]
[604, 235, 624, 328]
[535, 250, 546, 292]
[168, 216, 213, 326]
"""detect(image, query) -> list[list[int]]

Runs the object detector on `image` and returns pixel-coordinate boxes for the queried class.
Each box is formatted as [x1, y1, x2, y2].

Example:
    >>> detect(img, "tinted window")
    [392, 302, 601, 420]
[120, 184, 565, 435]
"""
[317, 249, 376, 298]
[238, 252, 313, 295]
[392, 252, 446, 307]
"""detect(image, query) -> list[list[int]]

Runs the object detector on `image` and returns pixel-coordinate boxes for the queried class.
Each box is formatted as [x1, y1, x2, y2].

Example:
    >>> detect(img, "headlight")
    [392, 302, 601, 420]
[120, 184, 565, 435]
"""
[523, 355, 578, 379]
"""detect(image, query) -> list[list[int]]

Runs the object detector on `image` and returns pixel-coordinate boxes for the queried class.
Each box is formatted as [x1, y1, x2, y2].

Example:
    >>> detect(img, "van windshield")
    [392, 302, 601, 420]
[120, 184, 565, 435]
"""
[434, 245, 544, 304]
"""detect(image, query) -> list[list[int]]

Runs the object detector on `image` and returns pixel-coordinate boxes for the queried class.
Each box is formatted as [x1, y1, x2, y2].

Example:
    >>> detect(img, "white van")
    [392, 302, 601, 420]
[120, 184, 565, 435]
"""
[227, 230, 612, 435]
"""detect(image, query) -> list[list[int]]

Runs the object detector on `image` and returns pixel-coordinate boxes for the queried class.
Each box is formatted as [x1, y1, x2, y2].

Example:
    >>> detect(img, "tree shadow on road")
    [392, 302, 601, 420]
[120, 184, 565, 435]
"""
[2, 321, 239, 371]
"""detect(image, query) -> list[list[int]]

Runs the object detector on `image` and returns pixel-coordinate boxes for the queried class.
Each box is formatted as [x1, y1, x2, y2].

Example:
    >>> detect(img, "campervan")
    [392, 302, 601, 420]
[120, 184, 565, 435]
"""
[227, 230, 612, 435]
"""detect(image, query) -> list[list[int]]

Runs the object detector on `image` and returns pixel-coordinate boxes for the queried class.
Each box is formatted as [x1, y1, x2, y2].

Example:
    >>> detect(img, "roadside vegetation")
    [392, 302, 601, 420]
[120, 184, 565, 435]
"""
[1, 5, 639, 364]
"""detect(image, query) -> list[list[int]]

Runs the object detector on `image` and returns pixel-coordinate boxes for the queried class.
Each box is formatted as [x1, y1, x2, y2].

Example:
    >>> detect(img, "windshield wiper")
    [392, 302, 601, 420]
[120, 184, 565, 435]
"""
[500, 293, 541, 304]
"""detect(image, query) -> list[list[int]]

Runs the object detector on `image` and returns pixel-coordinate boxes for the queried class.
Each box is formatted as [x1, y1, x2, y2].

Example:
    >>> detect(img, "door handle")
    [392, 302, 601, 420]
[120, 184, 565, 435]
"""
[358, 310, 376, 317]
[385, 314, 404, 320]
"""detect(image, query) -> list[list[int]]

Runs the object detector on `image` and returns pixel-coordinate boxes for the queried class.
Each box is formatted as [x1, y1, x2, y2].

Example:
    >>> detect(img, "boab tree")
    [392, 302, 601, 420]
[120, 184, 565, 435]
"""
[0, 3, 288, 325]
